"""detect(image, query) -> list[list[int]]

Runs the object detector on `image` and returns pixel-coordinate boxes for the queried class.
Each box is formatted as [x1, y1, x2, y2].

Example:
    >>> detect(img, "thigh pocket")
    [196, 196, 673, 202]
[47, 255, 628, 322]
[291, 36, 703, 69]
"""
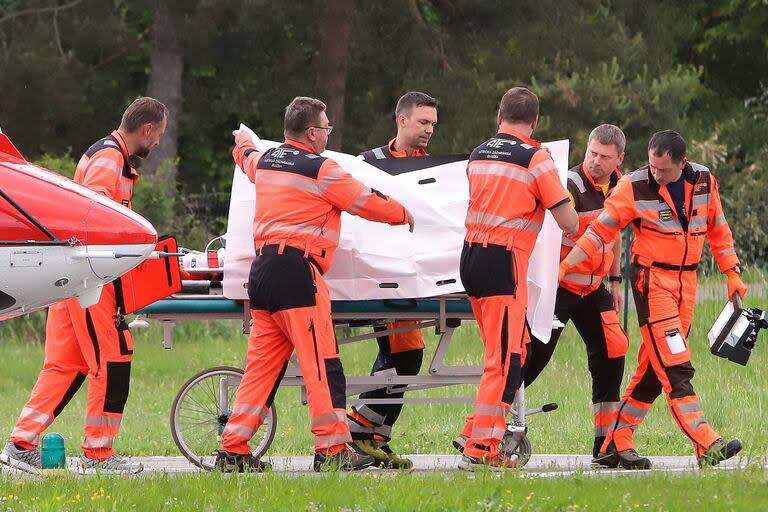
[600, 310, 628, 358]
[649, 317, 690, 367]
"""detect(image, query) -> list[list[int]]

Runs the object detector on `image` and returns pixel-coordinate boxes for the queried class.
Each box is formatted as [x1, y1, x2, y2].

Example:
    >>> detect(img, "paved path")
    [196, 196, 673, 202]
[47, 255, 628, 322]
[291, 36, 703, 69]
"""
[2, 454, 763, 478]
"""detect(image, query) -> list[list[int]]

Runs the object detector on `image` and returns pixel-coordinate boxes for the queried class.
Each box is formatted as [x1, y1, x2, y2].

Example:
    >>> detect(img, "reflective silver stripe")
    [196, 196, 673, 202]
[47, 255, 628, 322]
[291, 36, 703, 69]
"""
[614, 421, 639, 431]
[596, 210, 618, 228]
[119, 179, 134, 192]
[347, 421, 375, 434]
[315, 433, 353, 447]
[232, 403, 267, 419]
[88, 157, 122, 176]
[373, 424, 393, 439]
[689, 216, 707, 230]
[720, 248, 736, 256]
[690, 162, 711, 175]
[568, 171, 587, 193]
[593, 401, 620, 415]
[465, 211, 542, 233]
[257, 172, 320, 195]
[621, 402, 649, 419]
[468, 162, 533, 185]
[19, 407, 51, 426]
[256, 221, 340, 245]
[693, 194, 709, 207]
[470, 425, 507, 440]
[561, 237, 576, 247]
[372, 147, 387, 160]
[85, 415, 122, 429]
[630, 169, 649, 182]
[578, 208, 603, 219]
[82, 436, 114, 449]
[316, 163, 349, 194]
[354, 405, 386, 425]
[689, 417, 707, 431]
[714, 214, 727, 226]
[676, 401, 701, 414]
[528, 160, 557, 179]
[347, 189, 374, 215]
[594, 425, 610, 437]
[222, 423, 256, 438]
[10, 427, 40, 444]
[635, 199, 666, 212]
[311, 411, 348, 428]
[473, 403, 506, 417]
[562, 272, 597, 285]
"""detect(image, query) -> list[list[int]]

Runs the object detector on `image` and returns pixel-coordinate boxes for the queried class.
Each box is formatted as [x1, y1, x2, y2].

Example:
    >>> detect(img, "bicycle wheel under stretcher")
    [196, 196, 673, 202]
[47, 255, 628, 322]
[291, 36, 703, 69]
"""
[170, 366, 277, 471]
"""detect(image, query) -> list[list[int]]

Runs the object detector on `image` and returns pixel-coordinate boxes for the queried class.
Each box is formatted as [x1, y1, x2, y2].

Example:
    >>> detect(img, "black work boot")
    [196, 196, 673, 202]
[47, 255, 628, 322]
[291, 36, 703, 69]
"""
[698, 438, 742, 468]
[214, 450, 271, 473]
[596, 442, 651, 470]
[313, 449, 376, 472]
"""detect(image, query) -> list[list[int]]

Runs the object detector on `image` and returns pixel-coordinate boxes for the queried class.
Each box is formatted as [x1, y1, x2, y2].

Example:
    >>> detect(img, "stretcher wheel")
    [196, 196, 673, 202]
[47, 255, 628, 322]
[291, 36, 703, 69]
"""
[170, 366, 277, 471]
[501, 430, 532, 467]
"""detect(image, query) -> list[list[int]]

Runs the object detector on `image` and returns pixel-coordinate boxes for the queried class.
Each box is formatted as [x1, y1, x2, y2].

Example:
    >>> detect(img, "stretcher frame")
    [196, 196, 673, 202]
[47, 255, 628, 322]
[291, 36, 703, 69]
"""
[135, 274, 555, 469]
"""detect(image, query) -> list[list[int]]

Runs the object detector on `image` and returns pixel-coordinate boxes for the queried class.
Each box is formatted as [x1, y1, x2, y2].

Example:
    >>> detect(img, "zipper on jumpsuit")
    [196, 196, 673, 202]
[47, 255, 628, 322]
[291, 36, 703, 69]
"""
[306, 261, 321, 381]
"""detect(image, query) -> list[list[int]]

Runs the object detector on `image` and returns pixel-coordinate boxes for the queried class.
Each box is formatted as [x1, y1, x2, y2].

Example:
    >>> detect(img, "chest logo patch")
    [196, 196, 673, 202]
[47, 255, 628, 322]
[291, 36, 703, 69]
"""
[659, 209, 674, 221]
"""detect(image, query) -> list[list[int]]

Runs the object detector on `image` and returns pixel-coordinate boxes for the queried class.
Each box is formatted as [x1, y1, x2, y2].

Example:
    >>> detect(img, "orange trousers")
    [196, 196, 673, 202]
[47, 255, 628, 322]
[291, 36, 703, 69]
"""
[601, 263, 720, 457]
[11, 283, 133, 460]
[459, 242, 529, 458]
[221, 246, 351, 455]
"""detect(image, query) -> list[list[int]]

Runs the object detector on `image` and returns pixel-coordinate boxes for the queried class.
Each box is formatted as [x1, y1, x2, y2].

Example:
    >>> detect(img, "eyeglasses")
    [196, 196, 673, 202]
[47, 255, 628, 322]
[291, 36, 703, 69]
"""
[307, 125, 333, 135]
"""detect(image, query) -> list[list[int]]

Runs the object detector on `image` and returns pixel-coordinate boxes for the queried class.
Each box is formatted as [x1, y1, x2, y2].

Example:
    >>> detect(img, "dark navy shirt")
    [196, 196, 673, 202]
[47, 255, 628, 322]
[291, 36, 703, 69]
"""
[666, 174, 687, 228]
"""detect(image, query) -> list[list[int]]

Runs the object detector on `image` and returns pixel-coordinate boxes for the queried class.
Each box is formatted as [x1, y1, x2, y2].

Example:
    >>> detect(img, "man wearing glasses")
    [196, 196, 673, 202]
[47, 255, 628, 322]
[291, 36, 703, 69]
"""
[216, 96, 415, 472]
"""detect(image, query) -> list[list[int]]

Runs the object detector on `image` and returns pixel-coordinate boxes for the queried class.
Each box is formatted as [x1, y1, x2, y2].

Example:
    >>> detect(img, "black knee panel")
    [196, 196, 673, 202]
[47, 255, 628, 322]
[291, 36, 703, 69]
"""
[104, 361, 131, 414]
[324, 358, 347, 409]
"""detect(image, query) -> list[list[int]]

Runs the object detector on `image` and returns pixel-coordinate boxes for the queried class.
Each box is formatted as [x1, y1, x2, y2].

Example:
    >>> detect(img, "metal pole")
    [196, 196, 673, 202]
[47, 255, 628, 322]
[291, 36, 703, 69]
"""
[622, 228, 632, 332]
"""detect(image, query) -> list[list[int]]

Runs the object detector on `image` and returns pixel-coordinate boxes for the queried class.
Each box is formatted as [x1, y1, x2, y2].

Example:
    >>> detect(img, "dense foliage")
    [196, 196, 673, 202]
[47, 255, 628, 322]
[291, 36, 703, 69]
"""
[1, 0, 766, 265]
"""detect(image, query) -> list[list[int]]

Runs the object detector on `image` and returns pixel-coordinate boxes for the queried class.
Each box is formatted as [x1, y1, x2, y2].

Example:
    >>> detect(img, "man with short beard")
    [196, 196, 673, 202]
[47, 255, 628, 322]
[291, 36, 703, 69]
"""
[0, 97, 167, 475]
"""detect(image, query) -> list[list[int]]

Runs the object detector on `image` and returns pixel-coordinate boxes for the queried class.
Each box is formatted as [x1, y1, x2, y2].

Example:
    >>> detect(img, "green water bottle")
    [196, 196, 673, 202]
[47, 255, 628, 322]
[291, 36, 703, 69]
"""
[41, 432, 66, 469]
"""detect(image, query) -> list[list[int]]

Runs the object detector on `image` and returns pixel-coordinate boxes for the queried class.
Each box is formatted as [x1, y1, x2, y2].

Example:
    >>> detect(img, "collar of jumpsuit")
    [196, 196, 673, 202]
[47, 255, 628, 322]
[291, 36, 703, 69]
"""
[387, 138, 427, 158]
[111, 130, 139, 178]
[284, 138, 317, 154]
[495, 127, 541, 147]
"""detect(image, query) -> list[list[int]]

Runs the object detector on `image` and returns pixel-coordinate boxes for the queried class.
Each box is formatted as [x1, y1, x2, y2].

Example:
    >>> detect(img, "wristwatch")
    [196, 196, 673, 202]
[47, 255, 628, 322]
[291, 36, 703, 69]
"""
[608, 275, 623, 284]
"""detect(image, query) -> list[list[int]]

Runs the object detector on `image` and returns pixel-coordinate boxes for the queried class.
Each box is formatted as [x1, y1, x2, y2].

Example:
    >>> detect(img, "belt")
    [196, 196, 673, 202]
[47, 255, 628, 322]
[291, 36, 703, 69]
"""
[259, 244, 324, 275]
[633, 256, 698, 272]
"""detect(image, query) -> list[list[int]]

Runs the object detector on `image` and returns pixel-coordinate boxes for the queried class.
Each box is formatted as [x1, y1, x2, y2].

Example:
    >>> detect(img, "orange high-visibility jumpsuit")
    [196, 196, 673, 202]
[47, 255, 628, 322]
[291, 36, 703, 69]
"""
[573, 162, 740, 458]
[221, 138, 409, 456]
[459, 129, 570, 459]
[524, 164, 628, 457]
[348, 139, 427, 445]
[11, 131, 138, 460]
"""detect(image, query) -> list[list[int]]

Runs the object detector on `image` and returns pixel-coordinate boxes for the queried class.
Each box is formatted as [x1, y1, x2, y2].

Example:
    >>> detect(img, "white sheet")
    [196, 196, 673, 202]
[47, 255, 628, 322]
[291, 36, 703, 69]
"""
[223, 124, 568, 342]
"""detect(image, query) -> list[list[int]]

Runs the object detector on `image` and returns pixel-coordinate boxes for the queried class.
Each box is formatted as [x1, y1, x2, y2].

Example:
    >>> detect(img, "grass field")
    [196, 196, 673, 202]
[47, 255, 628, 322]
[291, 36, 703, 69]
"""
[1, 469, 768, 511]
[0, 291, 767, 511]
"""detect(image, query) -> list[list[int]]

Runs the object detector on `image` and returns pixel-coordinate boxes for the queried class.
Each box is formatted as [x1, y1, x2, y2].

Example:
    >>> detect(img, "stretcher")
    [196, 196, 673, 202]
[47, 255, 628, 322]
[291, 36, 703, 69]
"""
[134, 280, 557, 470]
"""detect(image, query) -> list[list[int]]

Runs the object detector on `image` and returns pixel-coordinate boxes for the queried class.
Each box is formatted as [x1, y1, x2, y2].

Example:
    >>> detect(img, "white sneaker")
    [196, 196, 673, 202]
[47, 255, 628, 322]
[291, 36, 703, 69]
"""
[76, 454, 143, 475]
[0, 441, 41, 475]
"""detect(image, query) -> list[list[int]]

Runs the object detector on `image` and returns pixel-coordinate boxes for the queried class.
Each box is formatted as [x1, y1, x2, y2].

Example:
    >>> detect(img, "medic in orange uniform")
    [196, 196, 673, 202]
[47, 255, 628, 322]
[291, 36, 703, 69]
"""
[457, 87, 578, 471]
[523, 124, 629, 460]
[562, 130, 747, 469]
[1, 97, 168, 475]
[348, 91, 438, 469]
[215, 97, 414, 473]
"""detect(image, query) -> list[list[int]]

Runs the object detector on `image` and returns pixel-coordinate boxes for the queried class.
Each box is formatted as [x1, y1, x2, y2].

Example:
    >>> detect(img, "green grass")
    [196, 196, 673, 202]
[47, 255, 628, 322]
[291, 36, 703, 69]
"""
[0, 297, 767, 460]
[1, 469, 767, 511]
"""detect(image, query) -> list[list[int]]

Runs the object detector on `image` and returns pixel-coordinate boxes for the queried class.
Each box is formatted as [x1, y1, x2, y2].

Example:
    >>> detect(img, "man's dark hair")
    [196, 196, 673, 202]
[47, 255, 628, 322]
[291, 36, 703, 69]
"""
[284, 96, 327, 139]
[395, 91, 438, 117]
[648, 130, 687, 163]
[498, 87, 539, 124]
[119, 97, 168, 133]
